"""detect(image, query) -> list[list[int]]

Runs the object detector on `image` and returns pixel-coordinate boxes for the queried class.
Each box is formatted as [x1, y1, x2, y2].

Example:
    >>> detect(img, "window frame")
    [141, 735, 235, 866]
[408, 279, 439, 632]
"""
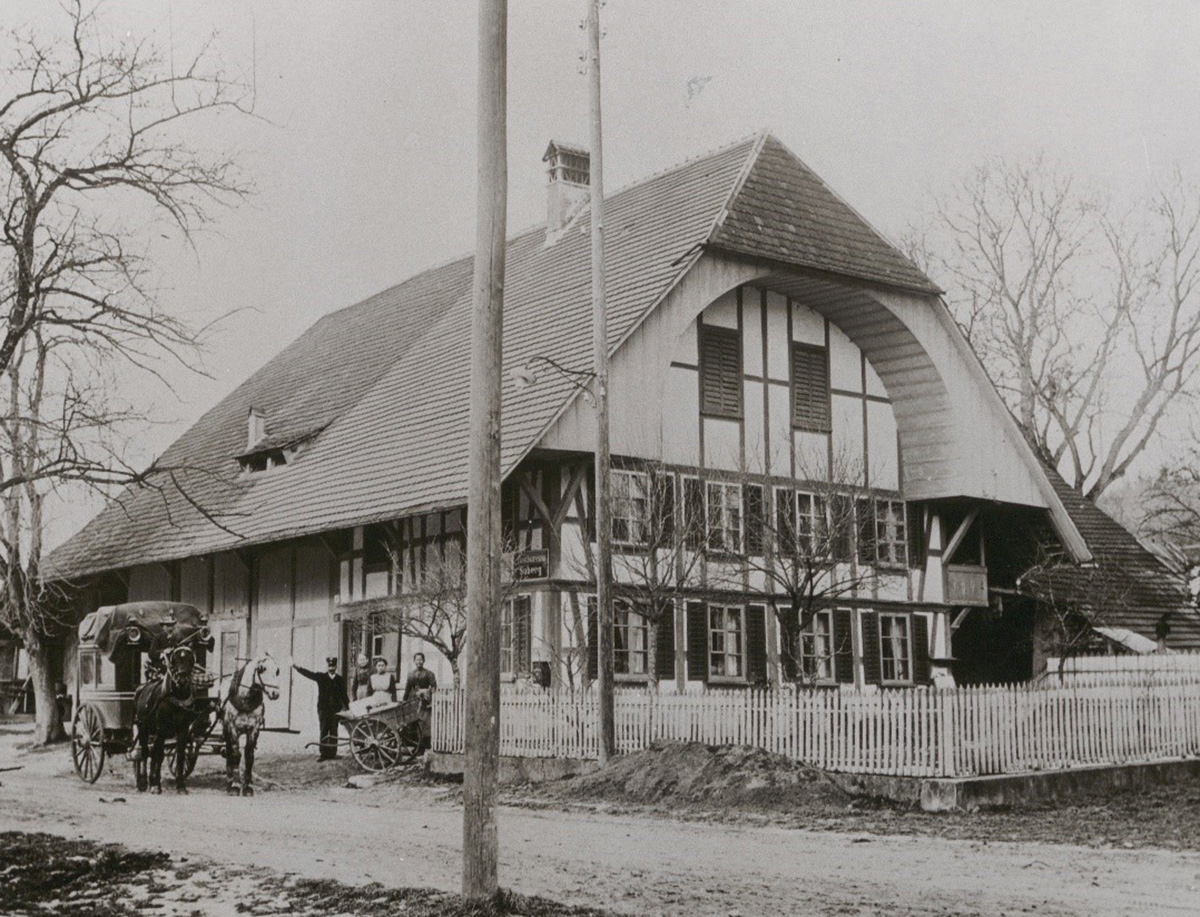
[878, 612, 913, 685]
[611, 469, 652, 549]
[873, 498, 908, 569]
[798, 610, 836, 683]
[705, 480, 744, 555]
[707, 603, 747, 683]
[698, 324, 743, 420]
[501, 594, 533, 679]
[789, 341, 831, 433]
[613, 599, 651, 681]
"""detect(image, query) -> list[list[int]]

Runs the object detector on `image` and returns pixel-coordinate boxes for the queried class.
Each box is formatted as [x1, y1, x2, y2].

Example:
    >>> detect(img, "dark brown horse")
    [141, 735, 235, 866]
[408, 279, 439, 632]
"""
[132, 645, 198, 794]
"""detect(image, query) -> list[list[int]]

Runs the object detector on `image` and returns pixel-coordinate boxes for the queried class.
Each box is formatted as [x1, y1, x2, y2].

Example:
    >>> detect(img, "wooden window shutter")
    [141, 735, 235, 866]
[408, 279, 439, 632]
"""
[779, 606, 798, 681]
[912, 614, 931, 684]
[906, 502, 925, 570]
[655, 605, 676, 681]
[746, 604, 768, 684]
[856, 498, 876, 566]
[745, 483, 765, 556]
[860, 611, 882, 685]
[587, 598, 598, 682]
[654, 471, 675, 545]
[790, 343, 831, 432]
[516, 598, 532, 675]
[831, 494, 854, 562]
[833, 608, 855, 684]
[683, 478, 705, 550]
[686, 601, 708, 682]
[699, 325, 742, 418]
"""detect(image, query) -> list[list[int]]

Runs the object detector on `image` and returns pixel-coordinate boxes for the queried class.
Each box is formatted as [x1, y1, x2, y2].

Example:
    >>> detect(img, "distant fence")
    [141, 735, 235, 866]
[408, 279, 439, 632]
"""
[1043, 650, 1200, 683]
[431, 678, 1200, 778]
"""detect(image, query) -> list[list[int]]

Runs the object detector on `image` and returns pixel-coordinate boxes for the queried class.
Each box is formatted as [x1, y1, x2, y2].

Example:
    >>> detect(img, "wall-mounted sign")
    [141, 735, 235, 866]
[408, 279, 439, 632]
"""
[513, 549, 549, 581]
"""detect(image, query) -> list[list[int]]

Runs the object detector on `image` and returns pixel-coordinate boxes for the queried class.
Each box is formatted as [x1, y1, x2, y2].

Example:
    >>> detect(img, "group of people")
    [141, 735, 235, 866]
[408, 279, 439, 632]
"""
[292, 651, 437, 760]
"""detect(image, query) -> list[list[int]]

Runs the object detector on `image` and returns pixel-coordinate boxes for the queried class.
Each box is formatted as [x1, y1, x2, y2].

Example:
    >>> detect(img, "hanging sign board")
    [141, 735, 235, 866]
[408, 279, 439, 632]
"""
[513, 549, 549, 581]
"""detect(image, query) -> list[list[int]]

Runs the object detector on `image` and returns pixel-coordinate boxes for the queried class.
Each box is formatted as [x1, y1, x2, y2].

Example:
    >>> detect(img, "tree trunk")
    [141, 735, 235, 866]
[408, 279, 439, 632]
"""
[645, 620, 658, 692]
[26, 636, 62, 745]
[450, 658, 461, 690]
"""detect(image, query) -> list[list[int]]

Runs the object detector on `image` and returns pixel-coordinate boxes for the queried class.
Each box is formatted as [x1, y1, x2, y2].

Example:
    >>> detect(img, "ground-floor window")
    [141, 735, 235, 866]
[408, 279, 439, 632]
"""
[879, 613, 912, 683]
[708, 604, 744, 679]
[799, 610, 834, 681]
[614, 601, 649, 677]
[501, 595, 532, 677]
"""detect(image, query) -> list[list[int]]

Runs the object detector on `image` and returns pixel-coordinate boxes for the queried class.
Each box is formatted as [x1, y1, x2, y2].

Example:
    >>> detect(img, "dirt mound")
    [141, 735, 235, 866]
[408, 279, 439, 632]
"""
[555, 741, 849, 810]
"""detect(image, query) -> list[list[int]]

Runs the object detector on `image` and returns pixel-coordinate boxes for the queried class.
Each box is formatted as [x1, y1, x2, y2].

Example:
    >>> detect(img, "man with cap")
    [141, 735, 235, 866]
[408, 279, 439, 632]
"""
[292, 656, 350, 760]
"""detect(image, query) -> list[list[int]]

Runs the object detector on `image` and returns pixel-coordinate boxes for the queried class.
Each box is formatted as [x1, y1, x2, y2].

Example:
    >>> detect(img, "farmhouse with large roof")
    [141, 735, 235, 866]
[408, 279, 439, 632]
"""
[48, 132, 1199, 736]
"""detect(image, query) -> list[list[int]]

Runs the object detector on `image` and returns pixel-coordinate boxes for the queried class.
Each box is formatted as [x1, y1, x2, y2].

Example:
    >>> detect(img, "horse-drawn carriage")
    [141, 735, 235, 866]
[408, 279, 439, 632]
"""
[70, 602, 279, 795]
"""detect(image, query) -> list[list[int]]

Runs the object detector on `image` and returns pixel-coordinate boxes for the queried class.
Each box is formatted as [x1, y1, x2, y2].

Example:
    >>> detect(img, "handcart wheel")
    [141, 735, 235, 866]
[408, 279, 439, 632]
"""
[395, 721, 423, 766]
[71, 704, 106, 784]
[349, 716, 402, 771]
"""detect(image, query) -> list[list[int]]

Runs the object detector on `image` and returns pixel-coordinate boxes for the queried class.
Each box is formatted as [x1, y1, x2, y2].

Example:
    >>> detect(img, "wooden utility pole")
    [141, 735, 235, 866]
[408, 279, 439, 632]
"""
[462, 0, 507, 901]
[587, 0, 615, 765]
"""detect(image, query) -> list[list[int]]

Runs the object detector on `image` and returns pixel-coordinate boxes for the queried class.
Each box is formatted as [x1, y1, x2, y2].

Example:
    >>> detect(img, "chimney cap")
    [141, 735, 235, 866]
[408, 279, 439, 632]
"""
[543, 140, 589, 163]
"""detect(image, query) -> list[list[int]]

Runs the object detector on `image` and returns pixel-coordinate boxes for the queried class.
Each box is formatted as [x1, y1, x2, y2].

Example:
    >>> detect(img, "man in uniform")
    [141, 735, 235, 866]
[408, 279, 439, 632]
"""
[292, 656, 350, 760]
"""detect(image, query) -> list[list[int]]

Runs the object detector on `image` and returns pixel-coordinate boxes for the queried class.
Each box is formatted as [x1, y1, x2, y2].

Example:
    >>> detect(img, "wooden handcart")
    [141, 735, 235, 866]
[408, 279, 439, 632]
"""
[336, 697, 426, 771]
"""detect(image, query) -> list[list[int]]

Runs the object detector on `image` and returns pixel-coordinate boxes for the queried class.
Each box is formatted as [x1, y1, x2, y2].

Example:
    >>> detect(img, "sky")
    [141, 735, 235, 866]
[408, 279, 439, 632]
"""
[4, 0, 1199, 547]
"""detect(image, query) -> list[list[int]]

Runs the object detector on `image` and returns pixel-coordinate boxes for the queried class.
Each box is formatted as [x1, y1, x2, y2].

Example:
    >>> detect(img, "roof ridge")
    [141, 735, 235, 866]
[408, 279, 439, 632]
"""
[319, 132, 766, 326]
[705, 129, 769, 244]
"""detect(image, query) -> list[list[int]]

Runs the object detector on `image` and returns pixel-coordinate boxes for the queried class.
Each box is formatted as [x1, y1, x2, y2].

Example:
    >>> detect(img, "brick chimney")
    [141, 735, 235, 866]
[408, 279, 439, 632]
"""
[543, 140, 590, 235]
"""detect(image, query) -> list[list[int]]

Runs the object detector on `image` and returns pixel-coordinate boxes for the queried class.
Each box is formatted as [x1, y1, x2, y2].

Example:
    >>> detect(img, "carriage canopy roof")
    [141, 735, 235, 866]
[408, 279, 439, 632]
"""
[78, 602, 208, 661]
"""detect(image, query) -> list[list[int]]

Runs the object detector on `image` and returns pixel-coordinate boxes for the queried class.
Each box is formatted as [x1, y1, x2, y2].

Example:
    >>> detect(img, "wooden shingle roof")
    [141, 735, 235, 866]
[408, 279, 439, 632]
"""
[49, 133, 938, 580]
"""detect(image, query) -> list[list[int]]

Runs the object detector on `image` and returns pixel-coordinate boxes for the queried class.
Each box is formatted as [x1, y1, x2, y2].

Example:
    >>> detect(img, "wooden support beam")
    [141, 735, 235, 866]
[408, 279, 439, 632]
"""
[951, 607, 971, 632]
[942, 508, 979, 565]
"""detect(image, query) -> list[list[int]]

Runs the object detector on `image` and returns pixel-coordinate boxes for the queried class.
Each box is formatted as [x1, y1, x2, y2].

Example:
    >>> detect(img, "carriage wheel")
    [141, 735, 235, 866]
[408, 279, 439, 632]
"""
[71, 704, 106, 784]
[349, 717, 401, 772]
[171, 730, 202, 779]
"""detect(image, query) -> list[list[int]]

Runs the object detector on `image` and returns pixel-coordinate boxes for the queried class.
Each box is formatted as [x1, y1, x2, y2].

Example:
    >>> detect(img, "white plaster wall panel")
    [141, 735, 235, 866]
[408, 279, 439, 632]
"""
[704, 289, 739, 329]
[922, 514, 945, 603]
[254, 624, 292, 728]
[829, 324, 862, 392]
[742, 383, 767, 474]
[865, 358, 887, 398]
[662, 367, 698, 466]
[767, 385, 793, 474]
[875, 573, 908, 602]
[791, 298, 825, 346]
[672, 318, 697, 363]
[257, 548, 292, 623]
[765, 294, 791, 379]
[289, 623, 321, 739]
[794, 431, 828, 481]
[742, 295, 764, 377]
[558, 523, 592, 581]
[868, 401, 900, 491]
[128, 564, 170, 602]
[831, 395, 865, 481]
[179, 558, 208, 610]
[703, 417, 741, 471]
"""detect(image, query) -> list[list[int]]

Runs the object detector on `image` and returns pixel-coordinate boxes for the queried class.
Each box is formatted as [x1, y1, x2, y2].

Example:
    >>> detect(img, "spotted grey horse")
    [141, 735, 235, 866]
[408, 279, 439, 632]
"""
[222, 653, 280, 796]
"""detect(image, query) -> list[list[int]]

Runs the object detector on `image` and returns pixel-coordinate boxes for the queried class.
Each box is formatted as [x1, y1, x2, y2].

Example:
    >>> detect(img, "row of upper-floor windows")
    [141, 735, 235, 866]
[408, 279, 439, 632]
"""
[612, 467, 912, 569]
[698, 323, 832, 432]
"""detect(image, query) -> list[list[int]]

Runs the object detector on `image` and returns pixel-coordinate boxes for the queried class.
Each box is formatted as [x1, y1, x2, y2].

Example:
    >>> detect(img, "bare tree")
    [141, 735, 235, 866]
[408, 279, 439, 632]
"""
[609, 466, 706, 690]
[0, 2, 251, 744]
[913, 158, 1200, 499]
[1018, 542, 1134, 678]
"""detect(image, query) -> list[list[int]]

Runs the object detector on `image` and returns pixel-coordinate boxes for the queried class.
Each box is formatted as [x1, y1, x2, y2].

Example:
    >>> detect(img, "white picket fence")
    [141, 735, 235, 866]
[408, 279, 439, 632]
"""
[431, 678, 1200, 778]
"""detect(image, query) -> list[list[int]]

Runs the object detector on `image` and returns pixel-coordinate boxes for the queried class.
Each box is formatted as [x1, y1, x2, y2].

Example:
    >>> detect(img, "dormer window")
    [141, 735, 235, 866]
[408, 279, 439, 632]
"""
[236, 419, 324, 474]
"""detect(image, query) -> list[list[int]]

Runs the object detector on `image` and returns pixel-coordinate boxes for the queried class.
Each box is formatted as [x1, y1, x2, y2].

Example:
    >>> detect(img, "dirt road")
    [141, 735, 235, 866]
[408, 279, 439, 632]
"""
[2, 736, 1197, 916]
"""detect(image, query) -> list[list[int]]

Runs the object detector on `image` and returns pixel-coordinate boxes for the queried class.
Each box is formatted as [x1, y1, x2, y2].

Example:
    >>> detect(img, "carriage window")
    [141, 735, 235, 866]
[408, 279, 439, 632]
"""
[80, 652, 95, 687]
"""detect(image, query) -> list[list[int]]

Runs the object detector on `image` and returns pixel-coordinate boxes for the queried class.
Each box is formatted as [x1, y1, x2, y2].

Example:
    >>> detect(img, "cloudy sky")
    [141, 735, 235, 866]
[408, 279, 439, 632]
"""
[5, 0, 1198, 545]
